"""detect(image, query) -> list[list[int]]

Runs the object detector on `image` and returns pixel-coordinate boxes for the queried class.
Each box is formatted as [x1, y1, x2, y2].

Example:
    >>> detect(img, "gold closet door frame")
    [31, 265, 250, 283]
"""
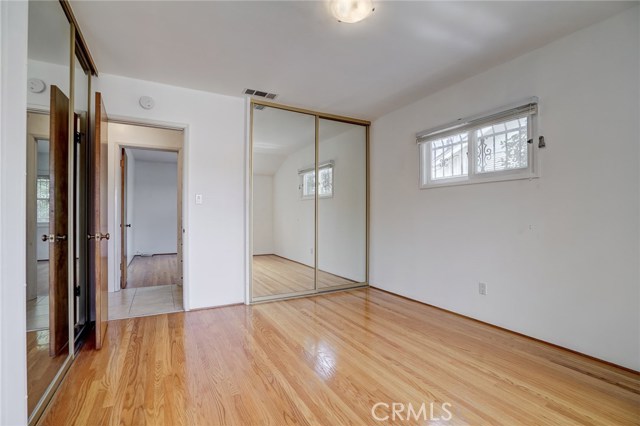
[249, 99, 370, 304]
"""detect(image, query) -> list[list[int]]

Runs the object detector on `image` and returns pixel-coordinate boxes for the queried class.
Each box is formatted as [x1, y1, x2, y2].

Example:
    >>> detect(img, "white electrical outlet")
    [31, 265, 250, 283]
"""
[479, 282, 487, 295]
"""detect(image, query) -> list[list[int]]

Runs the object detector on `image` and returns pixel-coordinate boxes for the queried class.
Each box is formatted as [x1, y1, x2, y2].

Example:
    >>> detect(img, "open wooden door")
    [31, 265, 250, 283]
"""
[89, 92, 109, 349]
[120, 148, 129, 289]
[48, 85, 70, 356]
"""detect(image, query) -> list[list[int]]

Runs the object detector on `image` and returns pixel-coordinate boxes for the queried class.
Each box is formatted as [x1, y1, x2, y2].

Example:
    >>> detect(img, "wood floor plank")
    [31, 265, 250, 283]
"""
[39, 288, 639, 425]
[127, 254, 179, 288]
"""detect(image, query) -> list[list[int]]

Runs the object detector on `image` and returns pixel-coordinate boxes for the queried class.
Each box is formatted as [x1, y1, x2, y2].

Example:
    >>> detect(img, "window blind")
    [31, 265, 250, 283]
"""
[298, 160, 334, 175]
[416, 97, 538, 144]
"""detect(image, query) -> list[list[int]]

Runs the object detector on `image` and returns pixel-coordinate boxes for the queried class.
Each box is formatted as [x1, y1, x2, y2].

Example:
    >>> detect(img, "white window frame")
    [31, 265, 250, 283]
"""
[299, 161, 334, 200]
[418, 98, 539, 189]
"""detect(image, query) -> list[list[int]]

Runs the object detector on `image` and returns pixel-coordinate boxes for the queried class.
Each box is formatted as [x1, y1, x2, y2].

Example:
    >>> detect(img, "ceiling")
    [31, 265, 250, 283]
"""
[128, 148, 178, 163]
[69, 1, 634, 119]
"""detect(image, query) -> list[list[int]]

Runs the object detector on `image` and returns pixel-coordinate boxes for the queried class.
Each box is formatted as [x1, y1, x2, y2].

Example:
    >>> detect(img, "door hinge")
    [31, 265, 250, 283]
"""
[75, 132, 82, 144]
[74, 286, 81, 297]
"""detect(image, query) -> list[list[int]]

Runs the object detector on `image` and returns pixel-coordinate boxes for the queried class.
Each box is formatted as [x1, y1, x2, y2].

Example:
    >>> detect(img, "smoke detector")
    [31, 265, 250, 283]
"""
[28, 78, 46, 94]
[139, 96, 155, 110]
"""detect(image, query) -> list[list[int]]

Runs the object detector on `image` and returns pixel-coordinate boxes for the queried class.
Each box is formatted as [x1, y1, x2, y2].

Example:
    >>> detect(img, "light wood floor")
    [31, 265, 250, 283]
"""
[40, 288, 639, 425]
[126, 254, 179, 288]
[252, 254, 356, 297]
[27, 330, 66, 415]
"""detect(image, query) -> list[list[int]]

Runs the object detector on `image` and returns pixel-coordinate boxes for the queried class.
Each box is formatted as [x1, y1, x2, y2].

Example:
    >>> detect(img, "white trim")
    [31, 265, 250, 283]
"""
[0, 1, 28, 423]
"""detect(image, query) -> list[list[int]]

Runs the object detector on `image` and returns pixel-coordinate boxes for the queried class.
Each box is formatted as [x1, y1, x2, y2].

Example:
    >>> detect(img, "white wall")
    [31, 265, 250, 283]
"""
[270, 126, 367, 281]
[0, 1, 28, 423]
[96, 74, 246, 309]
[132, 159, 178, 255]
[253, 175, 274, 255]
[370, 8, 640, 370]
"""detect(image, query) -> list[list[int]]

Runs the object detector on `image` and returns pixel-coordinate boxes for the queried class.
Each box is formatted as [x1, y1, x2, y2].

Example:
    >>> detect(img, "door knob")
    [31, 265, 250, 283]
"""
[42, 234, 67, 242]
[88, 232, 110, 241]
[126, 224, 131, 228]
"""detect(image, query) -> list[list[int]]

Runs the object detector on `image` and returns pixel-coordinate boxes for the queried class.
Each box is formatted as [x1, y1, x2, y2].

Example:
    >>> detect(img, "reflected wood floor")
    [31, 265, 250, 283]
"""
[126, 254, 179, 288]
[252, 254, 355, 297]
[26, 261, 51, 331]
[40, 288, 639, 425]
[27, 330, 66, 414]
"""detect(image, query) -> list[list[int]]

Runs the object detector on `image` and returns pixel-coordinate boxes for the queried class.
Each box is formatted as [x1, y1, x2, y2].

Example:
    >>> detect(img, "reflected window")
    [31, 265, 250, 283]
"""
[36, 176, 50, 223]
[300, 162, 333, 199]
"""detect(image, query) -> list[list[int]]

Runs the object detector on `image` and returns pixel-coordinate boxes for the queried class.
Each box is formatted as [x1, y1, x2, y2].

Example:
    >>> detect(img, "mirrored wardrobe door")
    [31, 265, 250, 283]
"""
[317, 119, 367, 289]
[73, 55, 90, 335]
[26, 0, 72, 419]
[251, 105, 316, 299]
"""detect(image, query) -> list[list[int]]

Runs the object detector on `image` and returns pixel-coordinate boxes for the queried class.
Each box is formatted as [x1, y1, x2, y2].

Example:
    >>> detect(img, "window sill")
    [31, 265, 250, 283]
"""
[301, 194, 334, 200]
[421, 172, 539, 190]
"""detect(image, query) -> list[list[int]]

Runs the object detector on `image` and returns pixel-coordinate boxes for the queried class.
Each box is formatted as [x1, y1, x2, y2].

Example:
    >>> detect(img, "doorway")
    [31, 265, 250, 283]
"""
[108, 123, 184, 320]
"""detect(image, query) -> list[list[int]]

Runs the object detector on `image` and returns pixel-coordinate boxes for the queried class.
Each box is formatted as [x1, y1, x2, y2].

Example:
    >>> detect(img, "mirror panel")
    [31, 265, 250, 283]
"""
[317, 119, 367, 288]
[252, 106, 316, 298]
[26, 0, 71, 418]
[74, 56, 89, 331]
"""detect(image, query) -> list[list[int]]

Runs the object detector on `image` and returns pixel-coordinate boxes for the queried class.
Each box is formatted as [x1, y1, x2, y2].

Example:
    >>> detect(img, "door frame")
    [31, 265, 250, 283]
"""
[108, 116, 188, 310]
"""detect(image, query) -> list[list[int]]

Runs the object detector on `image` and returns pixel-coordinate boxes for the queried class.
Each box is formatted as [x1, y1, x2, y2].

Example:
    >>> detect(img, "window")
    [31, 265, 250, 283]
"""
[418, 99, 538, 188]
[37, 176, 50, 222]
[299, 162, 334, 199]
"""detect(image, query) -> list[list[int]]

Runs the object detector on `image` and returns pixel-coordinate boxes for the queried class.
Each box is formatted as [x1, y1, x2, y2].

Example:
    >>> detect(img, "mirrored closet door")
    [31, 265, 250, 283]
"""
[317, 119, 367, 290]
[25, 0, 95, 422]
[251, 105, 316, 299]
[25, 0, 72, 418]
[250, 102, 369, 302]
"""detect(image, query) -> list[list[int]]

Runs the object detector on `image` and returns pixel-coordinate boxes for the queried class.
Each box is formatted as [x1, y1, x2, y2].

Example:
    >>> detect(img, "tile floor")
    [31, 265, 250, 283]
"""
[108, 284, 183, 320]
[26, 295, 49, 331]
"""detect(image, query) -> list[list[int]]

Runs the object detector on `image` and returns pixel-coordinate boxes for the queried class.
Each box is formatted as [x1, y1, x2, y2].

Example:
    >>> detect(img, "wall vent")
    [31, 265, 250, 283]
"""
[243, 88, 278, 100]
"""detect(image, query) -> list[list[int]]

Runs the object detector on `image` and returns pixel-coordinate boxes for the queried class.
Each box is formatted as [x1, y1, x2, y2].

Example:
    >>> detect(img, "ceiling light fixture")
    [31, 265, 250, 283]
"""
[330, 0, 374, 23]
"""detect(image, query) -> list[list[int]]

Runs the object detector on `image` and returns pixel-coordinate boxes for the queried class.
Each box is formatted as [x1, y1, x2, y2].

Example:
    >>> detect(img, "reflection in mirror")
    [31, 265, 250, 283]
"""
[73, 56, 89, 333]
[252, 106, 316, 298]
[318, 119, 367, 288]
[25, 0, 70, 417]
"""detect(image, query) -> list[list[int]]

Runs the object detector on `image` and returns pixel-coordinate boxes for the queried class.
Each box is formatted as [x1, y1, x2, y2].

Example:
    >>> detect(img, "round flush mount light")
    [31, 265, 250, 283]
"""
[28, 78, 46, 94]
[330, 0, 374, 23]
[139, 96, 155, 110]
